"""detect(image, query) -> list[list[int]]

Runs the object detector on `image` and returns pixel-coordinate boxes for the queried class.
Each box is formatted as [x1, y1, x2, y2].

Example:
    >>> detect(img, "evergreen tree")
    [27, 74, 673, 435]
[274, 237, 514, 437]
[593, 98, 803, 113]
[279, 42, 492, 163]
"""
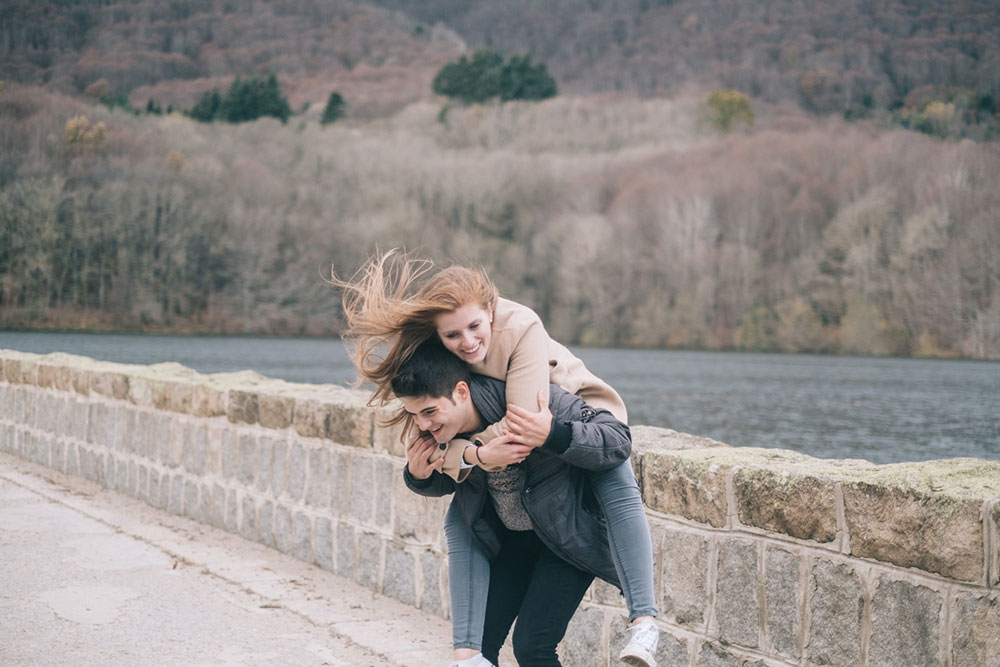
[499, 55, 557, 102]
[433, 48, 556, 104]
[188, 89, 221, 122]
[188, 75, 290, 124]
[321, 91, 346, 124]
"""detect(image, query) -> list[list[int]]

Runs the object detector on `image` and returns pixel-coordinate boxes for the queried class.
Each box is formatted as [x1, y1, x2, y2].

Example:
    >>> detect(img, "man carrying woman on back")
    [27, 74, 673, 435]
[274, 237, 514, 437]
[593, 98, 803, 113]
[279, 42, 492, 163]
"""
[334, 251, 660, 666]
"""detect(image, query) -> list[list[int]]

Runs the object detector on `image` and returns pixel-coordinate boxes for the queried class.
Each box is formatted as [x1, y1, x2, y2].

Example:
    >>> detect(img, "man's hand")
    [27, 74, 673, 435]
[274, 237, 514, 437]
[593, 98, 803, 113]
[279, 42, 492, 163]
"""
[406, 433, 444, 479]
[505, 390, 552, 448]
[477, 432, 534, 468]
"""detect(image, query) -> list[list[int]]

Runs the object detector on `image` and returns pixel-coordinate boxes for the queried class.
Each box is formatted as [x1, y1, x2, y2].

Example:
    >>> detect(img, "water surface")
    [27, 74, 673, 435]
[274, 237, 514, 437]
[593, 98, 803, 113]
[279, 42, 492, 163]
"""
[2, 331, 996, 464]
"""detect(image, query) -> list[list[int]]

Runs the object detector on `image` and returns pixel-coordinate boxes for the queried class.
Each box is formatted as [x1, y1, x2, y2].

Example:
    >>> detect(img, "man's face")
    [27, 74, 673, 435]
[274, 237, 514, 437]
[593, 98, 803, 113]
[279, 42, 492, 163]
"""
[398, 384, 471, 443]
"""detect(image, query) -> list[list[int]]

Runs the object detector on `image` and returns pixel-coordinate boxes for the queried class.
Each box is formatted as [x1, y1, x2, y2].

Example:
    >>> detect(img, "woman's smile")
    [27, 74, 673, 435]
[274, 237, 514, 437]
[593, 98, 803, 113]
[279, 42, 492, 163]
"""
[435, 304, 493, 365]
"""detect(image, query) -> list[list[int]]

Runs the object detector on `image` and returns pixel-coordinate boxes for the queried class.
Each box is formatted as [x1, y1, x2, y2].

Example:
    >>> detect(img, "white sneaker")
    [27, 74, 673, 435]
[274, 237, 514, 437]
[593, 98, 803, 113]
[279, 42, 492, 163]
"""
[448, 653, 494, 667]
[619, 619, 659, 667]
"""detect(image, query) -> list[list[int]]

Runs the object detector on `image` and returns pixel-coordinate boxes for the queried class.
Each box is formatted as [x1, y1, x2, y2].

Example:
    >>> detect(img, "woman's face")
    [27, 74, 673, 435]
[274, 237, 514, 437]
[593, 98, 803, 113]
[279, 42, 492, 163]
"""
[435, 303, 493, 365]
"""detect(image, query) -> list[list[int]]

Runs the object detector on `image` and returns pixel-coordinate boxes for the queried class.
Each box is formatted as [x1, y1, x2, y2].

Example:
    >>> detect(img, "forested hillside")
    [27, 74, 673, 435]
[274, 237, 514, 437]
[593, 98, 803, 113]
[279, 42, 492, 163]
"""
[367, 0, 1000, 137]
[1, 1, 999, 358]
[0, 0, 462, 117]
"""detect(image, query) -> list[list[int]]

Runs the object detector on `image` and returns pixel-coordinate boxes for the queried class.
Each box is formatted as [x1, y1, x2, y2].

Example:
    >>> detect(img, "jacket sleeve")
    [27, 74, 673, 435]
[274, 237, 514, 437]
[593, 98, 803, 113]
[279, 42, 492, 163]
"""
[403, 465, 458, 497]
[539, 392, 632, 471]
[468, 316, 552, 447]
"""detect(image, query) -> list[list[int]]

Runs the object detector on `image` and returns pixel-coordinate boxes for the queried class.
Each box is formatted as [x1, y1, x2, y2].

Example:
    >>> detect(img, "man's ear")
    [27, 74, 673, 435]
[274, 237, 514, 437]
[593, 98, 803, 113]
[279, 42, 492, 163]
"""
[453, 380, 470, 403]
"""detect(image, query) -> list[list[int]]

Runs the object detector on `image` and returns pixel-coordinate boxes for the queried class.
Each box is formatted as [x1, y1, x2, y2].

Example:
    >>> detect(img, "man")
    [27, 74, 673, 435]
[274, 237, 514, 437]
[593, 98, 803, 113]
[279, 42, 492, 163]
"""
[396, 339, 634, 666]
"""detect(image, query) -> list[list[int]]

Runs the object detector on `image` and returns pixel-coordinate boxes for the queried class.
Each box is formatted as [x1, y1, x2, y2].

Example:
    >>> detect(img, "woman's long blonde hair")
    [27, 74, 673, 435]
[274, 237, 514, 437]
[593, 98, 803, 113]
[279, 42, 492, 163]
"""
[330, 250, 498, 406]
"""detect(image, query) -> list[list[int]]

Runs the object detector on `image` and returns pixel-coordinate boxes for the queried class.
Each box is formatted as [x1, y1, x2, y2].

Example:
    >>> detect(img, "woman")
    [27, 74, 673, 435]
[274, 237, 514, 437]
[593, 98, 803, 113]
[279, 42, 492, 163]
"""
[334, 251, 659, 667]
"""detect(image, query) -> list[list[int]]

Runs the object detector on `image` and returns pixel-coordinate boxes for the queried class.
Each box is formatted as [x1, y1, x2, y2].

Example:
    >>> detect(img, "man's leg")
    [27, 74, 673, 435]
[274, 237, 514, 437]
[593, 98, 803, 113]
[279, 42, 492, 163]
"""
[480, 528, 537, 665]
[510, 534, 595, 667]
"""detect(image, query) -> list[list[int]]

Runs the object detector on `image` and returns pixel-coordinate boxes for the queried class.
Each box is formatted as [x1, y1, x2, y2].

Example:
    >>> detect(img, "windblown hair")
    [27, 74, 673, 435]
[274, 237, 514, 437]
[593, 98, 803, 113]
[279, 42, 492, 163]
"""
[330, 249, 498, 407]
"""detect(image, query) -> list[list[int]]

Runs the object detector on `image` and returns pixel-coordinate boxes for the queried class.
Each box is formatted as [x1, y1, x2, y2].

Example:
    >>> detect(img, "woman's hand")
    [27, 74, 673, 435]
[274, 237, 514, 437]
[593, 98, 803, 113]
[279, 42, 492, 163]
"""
[505, 391, 552, 448]
[406, 433, 444, 479]
[477, 432, 534, 468]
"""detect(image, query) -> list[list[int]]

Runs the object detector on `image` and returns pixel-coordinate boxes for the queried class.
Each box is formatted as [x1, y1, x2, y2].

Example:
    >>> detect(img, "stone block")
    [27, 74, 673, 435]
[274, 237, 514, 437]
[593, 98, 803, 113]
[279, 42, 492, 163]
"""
[150, 413, 171, 463]
[199, 483, 213, 526]
[183, 423, 207, 475]
[372, 410, 406, 458]
[383, 543, 416, 607]
[696, 642, 761, 667]
[314, 518, 334, 571]
[184, 480, 199, 519]
[330, 450, 351, 516]
[137, 464, 147, 500]
[237, 433, 257, 486]
[559, 605, 605, 666]
[374, 458, 394, 528]
[210, 484, 226, 529]
[191, 383, 225, 418]
[163, 420, 186, 469]
[241, 495, 258, 542]
[127, 375, 153, 407]
[227, 389, 259, 425]
[349, 457, 375, 524]
[204, 425, 224, 476]
[419, 550, 443, 617]
[991, 501, 1000, 588]
[393, 477, 444, 544]
[842, 459, 1000, 583]
[221, 430, 238, 480]
[259, 393, 294, 430]
[255, 436, 274, 493]
[869, 577, 941, 667]
[225, 488, 238, 533]
[286, 442, 306, 501]
[357, 531, 382, 591]
[65, 442, 79, 476]
[660, 526, 709, 626]
[336, 522, 356, 579]
[329, 400, 374, 449]
[35, 362, 58, 388]
[271, 438, 288, 495]
[169, 474, 185, 515]
[734, 466, 837, 543]
[90, 370, 129, 400]
[127, 460, 137, 496]
[103, 454, 114, 488]
[716, 538, 759, 648]
[589, 578, 624, 608]
[951, 592, 1000, 667]
[640, 448, 731, 527]
[257, 501, 275, 548]
[292, 512, 314, 563]
[86, 403, 107, 445]
[306, 447, 330, 508]
[762, 547, 800, 658]
[71, 367, 90, 396]
[274, 504, 293, 554]
[805, 559, 863, 666]
[116, 459, 129, 494]
[156, 470, 170, 510]
[292, 397, 329, 439]
[165, 380, 194, 415]
[148, 469, 163, 508]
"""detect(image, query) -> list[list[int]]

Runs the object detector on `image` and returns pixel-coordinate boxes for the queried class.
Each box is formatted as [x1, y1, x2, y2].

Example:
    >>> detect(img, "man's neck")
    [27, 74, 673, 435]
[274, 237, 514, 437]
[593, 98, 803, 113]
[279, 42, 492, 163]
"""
[458, 403, 483, 438]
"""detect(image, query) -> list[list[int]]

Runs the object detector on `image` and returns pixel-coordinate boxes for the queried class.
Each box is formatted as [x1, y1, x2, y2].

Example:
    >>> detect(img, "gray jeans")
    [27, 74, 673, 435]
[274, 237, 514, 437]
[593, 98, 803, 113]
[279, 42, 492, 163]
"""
[444, 459, 658, 649]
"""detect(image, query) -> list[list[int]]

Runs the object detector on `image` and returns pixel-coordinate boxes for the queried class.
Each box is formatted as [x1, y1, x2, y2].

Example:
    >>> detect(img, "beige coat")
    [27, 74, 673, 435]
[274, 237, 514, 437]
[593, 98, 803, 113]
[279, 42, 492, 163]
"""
[433, 297, 627, 480]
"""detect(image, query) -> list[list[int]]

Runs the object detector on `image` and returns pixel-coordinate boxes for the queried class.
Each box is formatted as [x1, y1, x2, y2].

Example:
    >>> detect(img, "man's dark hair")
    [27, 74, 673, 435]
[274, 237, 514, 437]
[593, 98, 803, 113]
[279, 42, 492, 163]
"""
[391, 339, 472, 399]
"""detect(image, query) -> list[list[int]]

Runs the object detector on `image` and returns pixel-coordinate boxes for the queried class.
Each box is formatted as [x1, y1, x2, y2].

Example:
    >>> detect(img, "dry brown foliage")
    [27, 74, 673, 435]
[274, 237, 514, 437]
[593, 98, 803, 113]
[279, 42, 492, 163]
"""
[1, 82, 998, 358]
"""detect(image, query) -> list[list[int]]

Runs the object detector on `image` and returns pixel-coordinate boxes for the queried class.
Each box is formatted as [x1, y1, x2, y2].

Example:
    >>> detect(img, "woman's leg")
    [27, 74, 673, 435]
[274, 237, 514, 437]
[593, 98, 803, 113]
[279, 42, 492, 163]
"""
[588, 460, 659, 621]
[444, 503, 491, 654]
[510, 534, 595, 667]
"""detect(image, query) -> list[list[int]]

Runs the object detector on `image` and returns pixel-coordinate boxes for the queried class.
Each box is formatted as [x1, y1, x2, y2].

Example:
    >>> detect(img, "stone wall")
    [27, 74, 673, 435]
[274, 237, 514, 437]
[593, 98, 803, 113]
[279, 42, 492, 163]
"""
[1, 349, 997, 666]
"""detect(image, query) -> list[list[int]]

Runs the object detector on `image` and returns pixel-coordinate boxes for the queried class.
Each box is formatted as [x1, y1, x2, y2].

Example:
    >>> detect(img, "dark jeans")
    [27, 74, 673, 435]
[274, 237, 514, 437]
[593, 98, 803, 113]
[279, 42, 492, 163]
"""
[481, 527, 595, 666]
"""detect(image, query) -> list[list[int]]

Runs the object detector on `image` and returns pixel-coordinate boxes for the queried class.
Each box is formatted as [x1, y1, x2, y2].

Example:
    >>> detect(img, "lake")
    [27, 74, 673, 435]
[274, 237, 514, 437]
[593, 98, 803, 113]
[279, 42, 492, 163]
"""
[1, 331, 997, 465]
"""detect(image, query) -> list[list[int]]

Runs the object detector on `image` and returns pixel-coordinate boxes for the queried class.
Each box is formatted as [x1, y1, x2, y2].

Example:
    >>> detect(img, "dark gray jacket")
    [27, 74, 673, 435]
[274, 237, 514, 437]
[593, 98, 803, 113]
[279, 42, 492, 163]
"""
[403, 374, 631, 587]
